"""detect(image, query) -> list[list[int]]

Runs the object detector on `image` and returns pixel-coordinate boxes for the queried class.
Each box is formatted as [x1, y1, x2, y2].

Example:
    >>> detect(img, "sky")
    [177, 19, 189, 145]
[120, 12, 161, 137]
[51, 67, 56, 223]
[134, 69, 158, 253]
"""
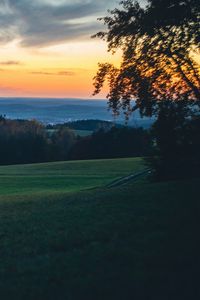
[0, 0, 124, 98]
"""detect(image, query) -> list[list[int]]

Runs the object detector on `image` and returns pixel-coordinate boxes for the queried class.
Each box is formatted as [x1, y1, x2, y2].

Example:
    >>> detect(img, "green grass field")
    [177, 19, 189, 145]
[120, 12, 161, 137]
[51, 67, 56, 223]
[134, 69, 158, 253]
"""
[0, 158, 199, 299]
[0, 158, 144, 196]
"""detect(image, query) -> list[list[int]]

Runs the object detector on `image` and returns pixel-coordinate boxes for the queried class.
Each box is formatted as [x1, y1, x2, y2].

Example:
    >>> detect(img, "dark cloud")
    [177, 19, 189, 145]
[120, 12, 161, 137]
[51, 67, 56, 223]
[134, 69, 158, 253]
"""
[0, 60, 23, 65]
[0, 0, 118, 47]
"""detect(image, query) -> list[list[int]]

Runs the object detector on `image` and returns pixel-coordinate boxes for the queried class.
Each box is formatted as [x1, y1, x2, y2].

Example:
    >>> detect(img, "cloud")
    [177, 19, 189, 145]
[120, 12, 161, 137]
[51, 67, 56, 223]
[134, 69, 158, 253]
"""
[57, 71, 75, 76]
[30, 70, 75, 76]
[0, 0, 118, 48]
[0, 60, 23, 65]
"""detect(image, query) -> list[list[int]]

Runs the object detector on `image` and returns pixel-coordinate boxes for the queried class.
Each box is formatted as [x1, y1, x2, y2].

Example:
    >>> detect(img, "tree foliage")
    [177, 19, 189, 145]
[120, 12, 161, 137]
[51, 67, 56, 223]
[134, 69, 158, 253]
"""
[93, 0, 200, 117]
[146, 101, 200, 180]
[69, 126, 151, 160]
[0, 116, 150, 165]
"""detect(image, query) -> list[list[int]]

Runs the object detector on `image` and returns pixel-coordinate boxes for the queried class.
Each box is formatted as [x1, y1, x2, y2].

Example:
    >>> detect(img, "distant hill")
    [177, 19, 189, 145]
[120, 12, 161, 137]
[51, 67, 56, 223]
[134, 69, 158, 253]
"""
[0, 97, 155, 127]
[47, 119, 119, 131]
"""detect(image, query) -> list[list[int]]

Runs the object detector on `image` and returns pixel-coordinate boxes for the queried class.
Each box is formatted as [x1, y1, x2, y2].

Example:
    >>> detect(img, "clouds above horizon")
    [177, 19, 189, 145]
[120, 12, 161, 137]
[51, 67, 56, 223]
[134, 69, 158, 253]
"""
[0, 0, 119, 48]
[0, 60, 23, 65]
[30, 70, 75, 76]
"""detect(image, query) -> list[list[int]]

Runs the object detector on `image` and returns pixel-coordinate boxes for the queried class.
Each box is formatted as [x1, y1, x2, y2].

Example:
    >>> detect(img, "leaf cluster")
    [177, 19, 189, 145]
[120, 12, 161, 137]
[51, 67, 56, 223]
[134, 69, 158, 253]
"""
[93, 0, 200, 116]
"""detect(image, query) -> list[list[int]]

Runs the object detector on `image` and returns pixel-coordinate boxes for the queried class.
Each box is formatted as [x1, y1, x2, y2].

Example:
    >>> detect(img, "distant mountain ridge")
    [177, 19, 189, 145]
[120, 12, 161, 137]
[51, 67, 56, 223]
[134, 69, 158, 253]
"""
[0, 97, 154, 127]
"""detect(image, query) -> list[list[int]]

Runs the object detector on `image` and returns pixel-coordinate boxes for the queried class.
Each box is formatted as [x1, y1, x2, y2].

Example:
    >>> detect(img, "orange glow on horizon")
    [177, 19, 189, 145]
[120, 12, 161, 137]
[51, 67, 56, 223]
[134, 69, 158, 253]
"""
[0, 40, 121, 98]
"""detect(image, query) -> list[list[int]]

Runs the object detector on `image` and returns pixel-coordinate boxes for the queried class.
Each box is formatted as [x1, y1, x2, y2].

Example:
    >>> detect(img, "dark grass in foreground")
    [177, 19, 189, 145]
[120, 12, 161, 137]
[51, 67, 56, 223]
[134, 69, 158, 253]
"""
[0, 168, 199, 299]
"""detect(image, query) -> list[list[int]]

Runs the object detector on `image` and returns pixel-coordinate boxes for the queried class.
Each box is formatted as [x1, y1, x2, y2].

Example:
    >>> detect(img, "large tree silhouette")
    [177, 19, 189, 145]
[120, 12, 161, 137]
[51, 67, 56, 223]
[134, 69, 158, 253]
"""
[93, 0, 200, 117]
[93, 0, 200, 180]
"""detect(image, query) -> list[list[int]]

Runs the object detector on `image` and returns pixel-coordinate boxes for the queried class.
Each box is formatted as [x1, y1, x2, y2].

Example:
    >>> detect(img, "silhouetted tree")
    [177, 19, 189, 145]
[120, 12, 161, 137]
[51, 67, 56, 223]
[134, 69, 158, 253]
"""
[146, 101, 200, 180]
[93, 0, 199, 115]
[93, 0, 200, 179]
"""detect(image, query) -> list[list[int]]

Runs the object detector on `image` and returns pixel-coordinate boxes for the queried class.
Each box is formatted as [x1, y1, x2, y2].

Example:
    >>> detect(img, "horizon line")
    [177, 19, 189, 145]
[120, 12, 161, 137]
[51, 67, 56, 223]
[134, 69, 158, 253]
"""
[0, 96, 107, 101]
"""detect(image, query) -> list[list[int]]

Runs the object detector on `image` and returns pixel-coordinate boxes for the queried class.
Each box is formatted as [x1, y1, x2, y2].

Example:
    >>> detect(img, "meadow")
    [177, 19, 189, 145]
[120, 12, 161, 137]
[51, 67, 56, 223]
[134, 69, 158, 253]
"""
[0, 157, 199, 299]
[0, 158, 144, 196]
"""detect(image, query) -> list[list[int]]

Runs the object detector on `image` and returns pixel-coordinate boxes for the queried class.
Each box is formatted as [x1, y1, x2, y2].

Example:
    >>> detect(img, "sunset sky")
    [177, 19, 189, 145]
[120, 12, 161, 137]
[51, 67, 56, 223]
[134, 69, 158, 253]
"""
[0, 0, 124, 98]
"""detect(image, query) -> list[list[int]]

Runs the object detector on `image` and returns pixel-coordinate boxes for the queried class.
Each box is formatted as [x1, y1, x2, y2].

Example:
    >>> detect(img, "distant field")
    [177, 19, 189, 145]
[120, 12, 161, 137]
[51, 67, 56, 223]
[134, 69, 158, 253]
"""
[75, 129, 92, 136]
[46, 129, 92, 137]
[0, 157, 144, 197]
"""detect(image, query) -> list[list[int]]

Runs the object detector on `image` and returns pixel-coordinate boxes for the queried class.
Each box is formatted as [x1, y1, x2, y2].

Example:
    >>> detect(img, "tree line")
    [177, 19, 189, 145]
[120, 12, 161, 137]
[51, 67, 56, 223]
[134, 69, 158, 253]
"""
[1, 113, 200, 181]
[0, 116, 151, 165]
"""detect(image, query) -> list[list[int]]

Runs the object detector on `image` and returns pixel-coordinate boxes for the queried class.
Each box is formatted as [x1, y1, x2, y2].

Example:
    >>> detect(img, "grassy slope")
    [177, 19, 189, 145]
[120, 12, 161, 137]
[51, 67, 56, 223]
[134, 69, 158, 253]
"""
[0, 159, 199, 299]
[0, 158, 144, 196]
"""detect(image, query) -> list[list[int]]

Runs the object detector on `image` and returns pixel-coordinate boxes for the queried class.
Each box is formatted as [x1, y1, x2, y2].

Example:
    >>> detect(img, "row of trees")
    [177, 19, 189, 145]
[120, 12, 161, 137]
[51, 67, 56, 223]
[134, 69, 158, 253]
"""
[0, 117, 76, 164]
[1, 112, 200, 180]
[0, 117, 48, 164]
[70, 127, 151, 160]
[0, 116, 151, 165]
